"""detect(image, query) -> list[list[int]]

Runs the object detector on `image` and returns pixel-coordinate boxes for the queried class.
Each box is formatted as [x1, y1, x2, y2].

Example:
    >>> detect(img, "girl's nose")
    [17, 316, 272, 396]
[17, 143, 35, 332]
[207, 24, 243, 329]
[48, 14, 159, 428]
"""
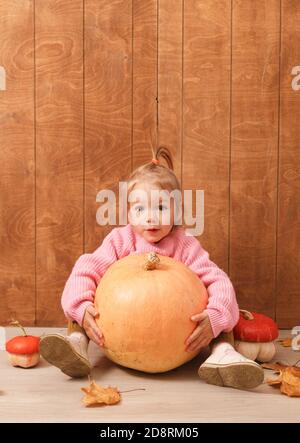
[146, 209, 159, 225]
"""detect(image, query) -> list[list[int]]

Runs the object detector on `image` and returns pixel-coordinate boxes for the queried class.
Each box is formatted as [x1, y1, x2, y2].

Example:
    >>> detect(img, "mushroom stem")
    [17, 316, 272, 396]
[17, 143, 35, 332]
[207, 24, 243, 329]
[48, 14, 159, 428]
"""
[239, 309, 254, 320]
[10, 320, 27, 336]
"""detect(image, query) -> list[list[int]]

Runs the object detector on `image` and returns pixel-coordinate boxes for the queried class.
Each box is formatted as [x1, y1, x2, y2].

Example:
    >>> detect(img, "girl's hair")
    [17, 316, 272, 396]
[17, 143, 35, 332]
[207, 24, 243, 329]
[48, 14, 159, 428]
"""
[126, 146, 181, 194]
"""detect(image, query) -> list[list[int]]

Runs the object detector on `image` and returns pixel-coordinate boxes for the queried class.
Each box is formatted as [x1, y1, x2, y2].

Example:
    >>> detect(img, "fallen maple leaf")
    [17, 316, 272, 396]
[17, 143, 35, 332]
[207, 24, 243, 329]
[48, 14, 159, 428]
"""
[278, 338, 300, 347]
[261, 362, 289, 372]
[266, 366, 300, 397]
[278, 338, 292, 347]
[267, 377, 282, 387]
[81, 380, 121, 407]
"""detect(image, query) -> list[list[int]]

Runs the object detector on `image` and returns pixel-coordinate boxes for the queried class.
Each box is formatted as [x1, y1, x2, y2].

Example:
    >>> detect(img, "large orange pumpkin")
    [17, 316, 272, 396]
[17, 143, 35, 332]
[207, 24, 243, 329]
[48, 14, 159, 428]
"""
[94, 252, 208, 373]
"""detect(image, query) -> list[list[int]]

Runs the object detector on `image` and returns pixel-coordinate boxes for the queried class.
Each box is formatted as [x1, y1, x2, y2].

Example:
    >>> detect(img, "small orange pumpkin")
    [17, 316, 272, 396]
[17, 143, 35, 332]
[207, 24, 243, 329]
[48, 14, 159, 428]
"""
[95, 252, 208, 373]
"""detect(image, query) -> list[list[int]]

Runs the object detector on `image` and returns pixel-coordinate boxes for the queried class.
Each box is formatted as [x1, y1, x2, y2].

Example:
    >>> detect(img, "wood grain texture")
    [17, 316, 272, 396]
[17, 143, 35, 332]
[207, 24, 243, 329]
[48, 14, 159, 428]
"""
[230, 0, 280, 317]
[0, 0, 35, 325]
[183, 0, 231, 271]
[132, 0, 158, 169]
[85, 0, 132, 251]
[35, 0, 84, 325]
[276, 0, 300, 327]
[158, 0, 183, 180]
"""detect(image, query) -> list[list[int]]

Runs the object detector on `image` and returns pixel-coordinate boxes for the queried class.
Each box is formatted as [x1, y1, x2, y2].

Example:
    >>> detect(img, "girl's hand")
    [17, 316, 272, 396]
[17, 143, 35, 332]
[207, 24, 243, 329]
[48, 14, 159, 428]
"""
[185, 310, 214, 353]
[82, 304, 105, 347]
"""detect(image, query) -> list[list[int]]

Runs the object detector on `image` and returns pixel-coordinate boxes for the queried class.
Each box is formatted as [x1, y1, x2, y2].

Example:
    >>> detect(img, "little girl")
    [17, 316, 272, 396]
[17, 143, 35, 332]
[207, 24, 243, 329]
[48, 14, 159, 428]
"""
[40, 147, 264, 390]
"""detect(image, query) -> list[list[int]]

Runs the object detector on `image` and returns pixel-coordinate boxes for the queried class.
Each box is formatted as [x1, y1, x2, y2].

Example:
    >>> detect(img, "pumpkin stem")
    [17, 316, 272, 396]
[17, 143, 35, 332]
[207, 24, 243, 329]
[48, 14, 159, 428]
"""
[144, 252, 160, 270]
[239, 309, 254, 320]
[9, 319, 27, 336]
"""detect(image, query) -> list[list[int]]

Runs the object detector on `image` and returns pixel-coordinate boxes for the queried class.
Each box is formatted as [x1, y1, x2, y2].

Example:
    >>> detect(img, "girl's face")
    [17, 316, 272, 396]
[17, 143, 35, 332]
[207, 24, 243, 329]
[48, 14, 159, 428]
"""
[128, 181, 175, 243]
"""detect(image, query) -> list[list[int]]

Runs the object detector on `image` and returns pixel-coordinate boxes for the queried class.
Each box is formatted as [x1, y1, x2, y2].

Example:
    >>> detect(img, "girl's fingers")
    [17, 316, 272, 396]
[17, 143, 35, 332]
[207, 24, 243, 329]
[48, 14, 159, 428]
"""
[84, 317, 102, 345]
[191, 311, 207, 322]
[86, 313, 102, 337]
[87, 305, 99, 318]
[88, 327, 105, 346]
[86, 328, 100, 345]
[90, 320, 103, 340]
[187, 337, 207, 352]
[185, 327, 208, 350]
[90, 319, 105, 346]
[185, 325, 205, 346]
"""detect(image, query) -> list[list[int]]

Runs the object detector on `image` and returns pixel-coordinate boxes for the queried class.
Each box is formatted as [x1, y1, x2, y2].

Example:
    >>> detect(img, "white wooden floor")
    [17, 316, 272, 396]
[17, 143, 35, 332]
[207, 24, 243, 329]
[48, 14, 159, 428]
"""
[0, 328, 299, 423]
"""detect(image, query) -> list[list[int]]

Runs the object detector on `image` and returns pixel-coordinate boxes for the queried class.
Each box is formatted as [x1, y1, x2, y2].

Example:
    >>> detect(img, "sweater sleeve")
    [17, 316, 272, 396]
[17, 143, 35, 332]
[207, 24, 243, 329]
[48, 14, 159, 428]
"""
[61, 228, 122, 326]
[182, 235, 240, 338]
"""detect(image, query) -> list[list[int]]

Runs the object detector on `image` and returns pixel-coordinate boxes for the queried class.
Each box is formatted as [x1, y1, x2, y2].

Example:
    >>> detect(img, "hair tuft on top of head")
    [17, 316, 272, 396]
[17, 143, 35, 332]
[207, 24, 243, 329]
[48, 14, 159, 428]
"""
[127, 145, 180, 194]
[150, 145, 173, 170]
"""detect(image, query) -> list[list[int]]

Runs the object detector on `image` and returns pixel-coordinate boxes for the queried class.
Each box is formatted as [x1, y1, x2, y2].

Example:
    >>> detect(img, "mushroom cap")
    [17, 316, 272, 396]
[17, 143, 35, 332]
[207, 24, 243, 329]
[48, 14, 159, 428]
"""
[6, 336, 40, 355]
[233, 311, 279, 342]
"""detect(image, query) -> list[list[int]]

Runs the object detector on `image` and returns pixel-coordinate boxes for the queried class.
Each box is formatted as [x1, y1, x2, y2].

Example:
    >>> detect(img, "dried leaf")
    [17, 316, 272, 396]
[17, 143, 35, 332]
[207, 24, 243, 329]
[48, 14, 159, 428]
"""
[266, 366, 300, 397]
[278, 338, 292, 347]
[81, 380, 121, 407]
[281, 383, 300, 397]
[261, 362, 289, 372]
[266, 369, 283, 385]
[266, 377, 282, 387]
[278, 338, 300, 347]
[281, 367, 300, 397]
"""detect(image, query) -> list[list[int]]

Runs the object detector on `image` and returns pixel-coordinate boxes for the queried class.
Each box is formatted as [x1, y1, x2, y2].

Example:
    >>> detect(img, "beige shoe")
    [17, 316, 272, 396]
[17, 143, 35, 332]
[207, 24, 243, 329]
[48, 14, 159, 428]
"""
[198, 343, 264, 390]
[40, 333, 91, 378]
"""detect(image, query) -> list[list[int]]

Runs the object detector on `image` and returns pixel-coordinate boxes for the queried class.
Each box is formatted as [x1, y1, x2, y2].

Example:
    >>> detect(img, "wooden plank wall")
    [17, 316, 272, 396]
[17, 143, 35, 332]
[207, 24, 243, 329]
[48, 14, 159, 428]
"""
[230, 1, 280, 318]
[85, 0, 132, 251]
[35, 0, 84, 325]
[0, 0, 35, 325]
[277, 0, 300, 326]
[0, 0, 299, 328]
[183, 0, 231, 273]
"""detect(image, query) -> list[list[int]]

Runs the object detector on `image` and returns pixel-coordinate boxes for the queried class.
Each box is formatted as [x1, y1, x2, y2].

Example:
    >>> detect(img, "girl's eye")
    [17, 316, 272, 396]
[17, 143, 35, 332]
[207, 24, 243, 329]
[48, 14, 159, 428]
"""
[159, 204, 168, 211]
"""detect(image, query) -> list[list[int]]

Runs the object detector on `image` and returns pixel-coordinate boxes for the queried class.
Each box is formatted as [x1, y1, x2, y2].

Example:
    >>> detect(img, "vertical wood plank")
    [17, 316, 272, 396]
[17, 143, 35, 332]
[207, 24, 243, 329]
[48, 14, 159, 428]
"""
[35, 0, 83, 325]
[230, 0, 280, 316]
[158, 0, 183, 180]
[277, 0, 300, 327]
[0, 0, 35, 325]
[183, 0, 231, 270]
[85, 0, 132, 251]
[132, 0, 157, 169]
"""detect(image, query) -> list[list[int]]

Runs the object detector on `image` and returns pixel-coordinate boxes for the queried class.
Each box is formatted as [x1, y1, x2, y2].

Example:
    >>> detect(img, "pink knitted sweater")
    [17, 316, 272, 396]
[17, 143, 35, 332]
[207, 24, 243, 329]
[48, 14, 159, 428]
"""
[61, 224, 240, 338]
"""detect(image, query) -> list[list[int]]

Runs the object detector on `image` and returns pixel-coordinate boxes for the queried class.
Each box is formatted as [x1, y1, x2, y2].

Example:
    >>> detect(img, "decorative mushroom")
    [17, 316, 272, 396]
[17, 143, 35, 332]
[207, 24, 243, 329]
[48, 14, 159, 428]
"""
[233, 309, 279, 363]
[6, 321, 40, 368]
